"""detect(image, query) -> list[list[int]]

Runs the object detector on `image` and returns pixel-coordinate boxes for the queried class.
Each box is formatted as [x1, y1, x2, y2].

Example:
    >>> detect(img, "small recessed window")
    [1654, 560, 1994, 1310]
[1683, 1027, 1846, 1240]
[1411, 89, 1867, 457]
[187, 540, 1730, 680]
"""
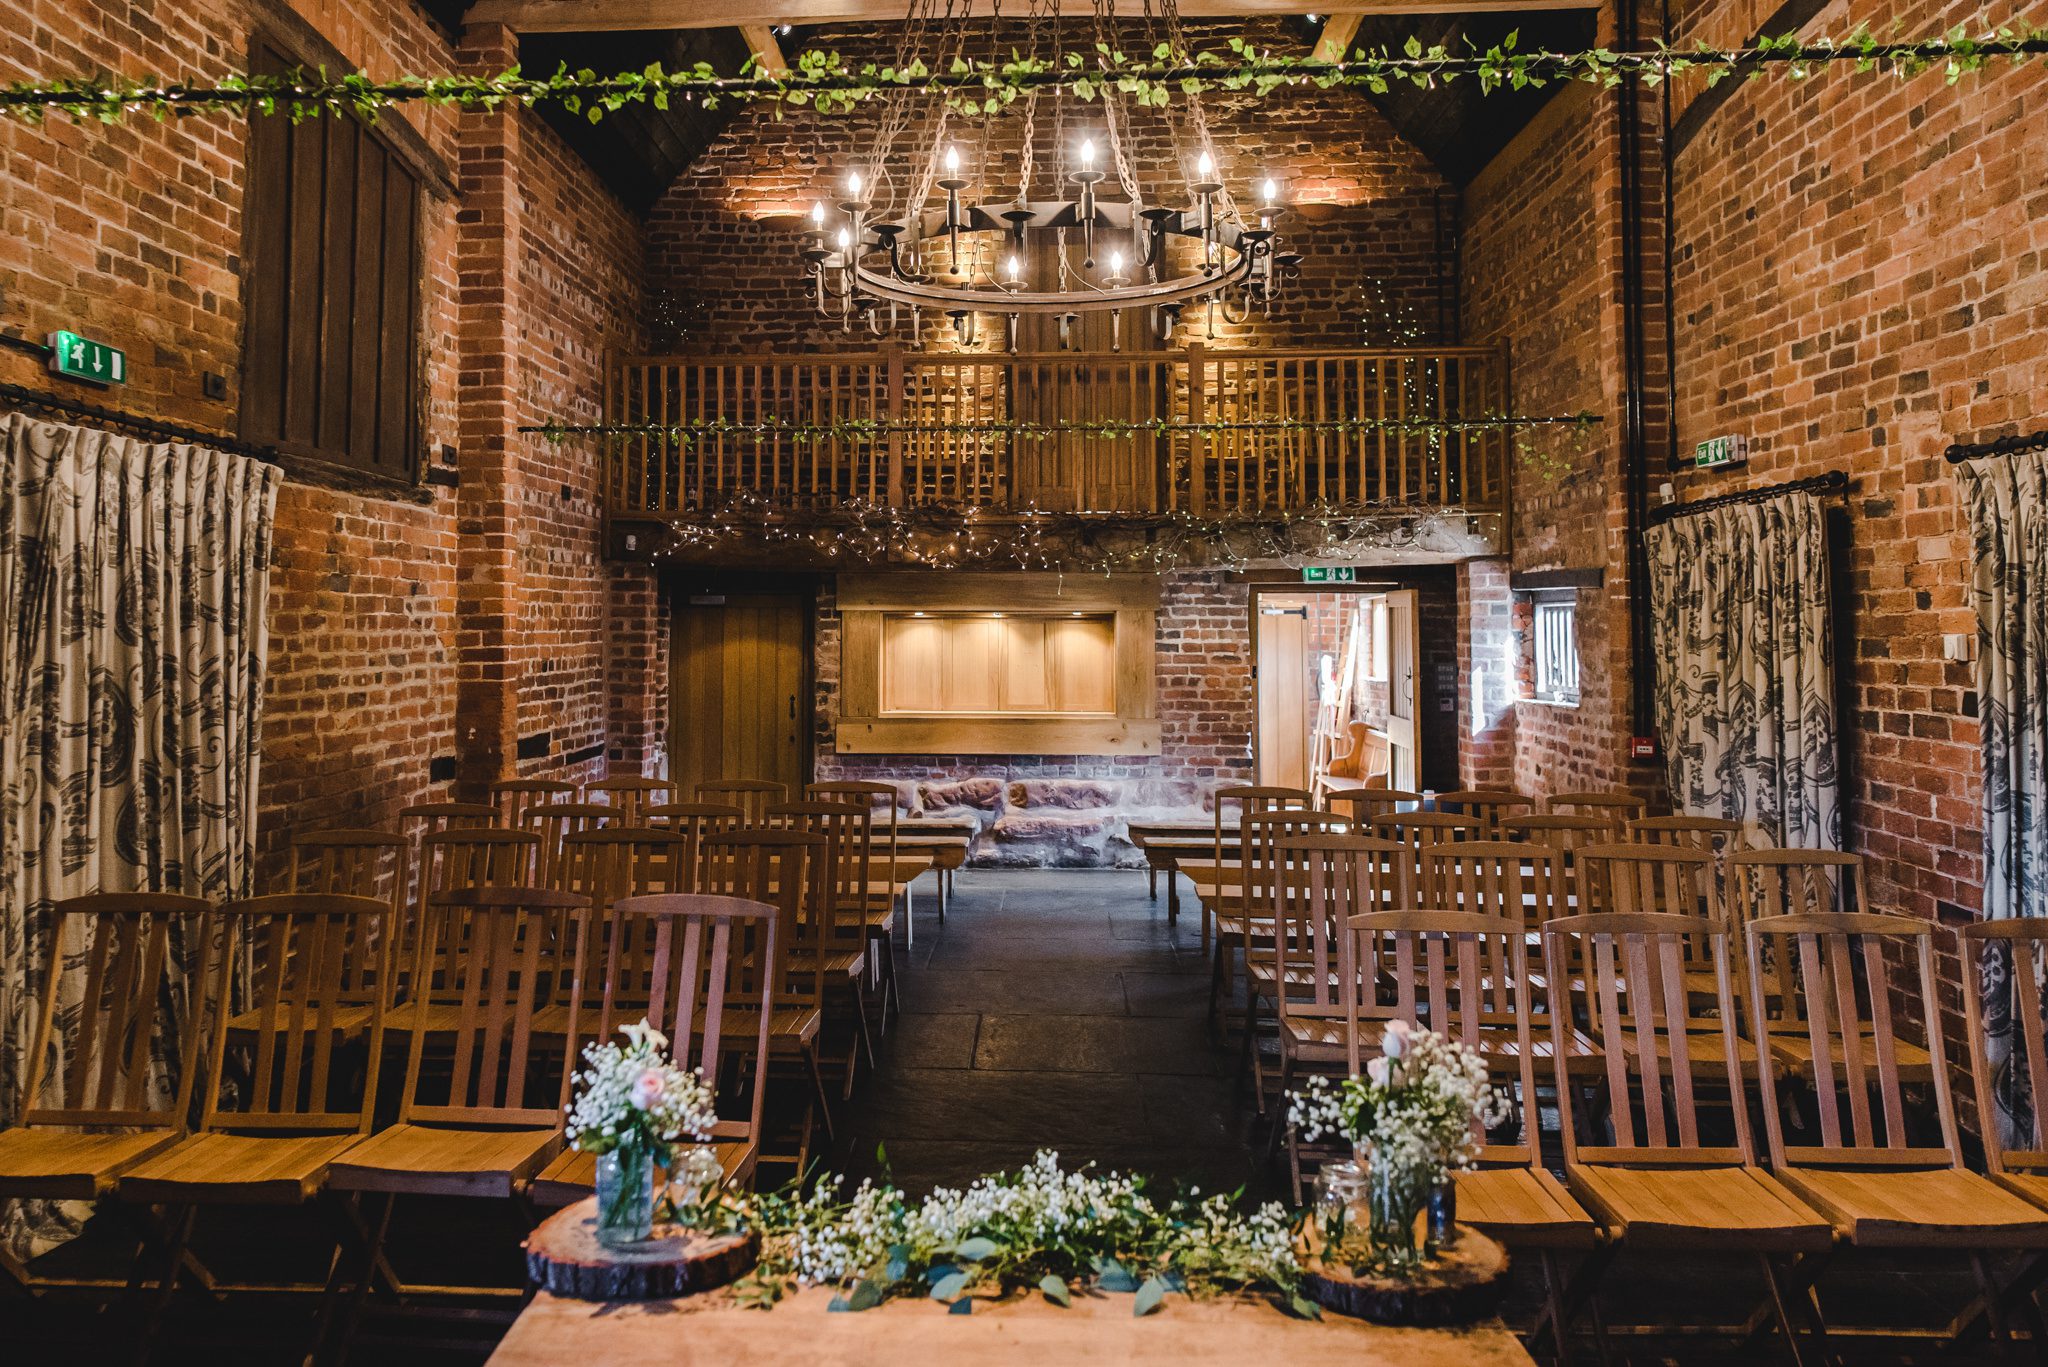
[1532, 597, 1580, 706]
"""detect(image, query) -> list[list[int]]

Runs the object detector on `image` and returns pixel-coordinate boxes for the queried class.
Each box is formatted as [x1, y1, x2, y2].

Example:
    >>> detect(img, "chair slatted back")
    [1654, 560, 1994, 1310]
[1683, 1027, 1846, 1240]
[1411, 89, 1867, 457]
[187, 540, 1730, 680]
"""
[1747, 912, 1958, 1167]
[766, 800, 872, 937]
[1629, 815, 1745, 855]
[808, 781, 901, 875]
[490, 778, 579, 829]
[406, 829, 543, 1000]
[1420, 839, 1563, 929]
[696, 830, 826, 1016]
[397, 802, 499, 914]
[1324, 788, 1425, 828]
[1577, 841, 1720, 920]
[1731, 848, 1869, 923]
[1238, 806, 1349, 918]
[1271, 834, 1407, 1032]
[1543, 911, 1752, 1164]
[609, 894, 780, 1149]
[397, 886, 587, 1127]
[524, 802, 619, 889]
[1546, 790, 1648, 836]
[696, 779, 789, 825]
[1960, 919, 2048, 1174]
[1502, 813, 1613, 858]
[554, 827, 690, 907]
[1436, 789, 1535, 839]
[644, 802, 746, 846]
[1371, 812, 1481, 907]
[1348, 909, 1540, 1167]
[21, 894, 215, 1129]
[1211, 785, 1312, 913]
[201, 895, 388, 1134]
[289, 830, 406, 904]
[587, 774, 676, 824]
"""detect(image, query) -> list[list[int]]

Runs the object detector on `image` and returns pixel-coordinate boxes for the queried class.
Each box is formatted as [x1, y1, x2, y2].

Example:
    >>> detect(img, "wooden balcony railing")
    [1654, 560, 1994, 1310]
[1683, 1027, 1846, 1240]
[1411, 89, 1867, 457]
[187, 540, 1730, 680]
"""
[603, 343, 1511, 524]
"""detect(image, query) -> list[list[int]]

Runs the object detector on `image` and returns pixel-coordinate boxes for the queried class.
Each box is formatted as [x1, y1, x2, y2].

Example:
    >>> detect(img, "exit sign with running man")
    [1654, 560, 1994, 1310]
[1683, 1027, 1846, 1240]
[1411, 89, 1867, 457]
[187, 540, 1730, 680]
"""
[47, 329, 126, 386]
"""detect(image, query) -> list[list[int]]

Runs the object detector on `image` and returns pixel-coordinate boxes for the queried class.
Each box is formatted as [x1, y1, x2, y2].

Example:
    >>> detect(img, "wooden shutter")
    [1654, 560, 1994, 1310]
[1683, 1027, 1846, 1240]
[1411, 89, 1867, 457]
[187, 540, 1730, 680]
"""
[242, 37, 420, 478]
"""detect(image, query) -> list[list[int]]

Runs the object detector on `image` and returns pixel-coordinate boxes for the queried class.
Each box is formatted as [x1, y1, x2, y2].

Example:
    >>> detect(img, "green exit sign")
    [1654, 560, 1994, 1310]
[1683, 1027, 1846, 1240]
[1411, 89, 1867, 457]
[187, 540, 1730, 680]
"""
[1301, 565, 1357, 584]
[47, 330, 126, 386]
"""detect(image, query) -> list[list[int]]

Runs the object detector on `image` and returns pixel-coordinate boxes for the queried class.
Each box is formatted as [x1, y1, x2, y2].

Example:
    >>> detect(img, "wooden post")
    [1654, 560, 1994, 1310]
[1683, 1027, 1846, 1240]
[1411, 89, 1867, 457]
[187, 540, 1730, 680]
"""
[1186, 343, 1206, 515]
[885, 346, 905, 506]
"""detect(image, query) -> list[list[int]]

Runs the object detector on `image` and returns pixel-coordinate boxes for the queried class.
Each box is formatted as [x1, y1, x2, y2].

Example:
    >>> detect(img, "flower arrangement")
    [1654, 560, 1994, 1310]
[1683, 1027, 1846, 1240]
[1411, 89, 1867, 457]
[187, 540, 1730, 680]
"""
[1287, 1021, 1511, 1273]
[714, 1150, 1309, 1317]
[565, 1020, 723, 1245]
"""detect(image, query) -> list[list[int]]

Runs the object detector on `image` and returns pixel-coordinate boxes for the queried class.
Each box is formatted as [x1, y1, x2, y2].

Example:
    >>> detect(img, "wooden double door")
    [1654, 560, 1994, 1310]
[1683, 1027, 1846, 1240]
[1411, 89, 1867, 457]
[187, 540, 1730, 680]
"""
[669, 590, 811, 800]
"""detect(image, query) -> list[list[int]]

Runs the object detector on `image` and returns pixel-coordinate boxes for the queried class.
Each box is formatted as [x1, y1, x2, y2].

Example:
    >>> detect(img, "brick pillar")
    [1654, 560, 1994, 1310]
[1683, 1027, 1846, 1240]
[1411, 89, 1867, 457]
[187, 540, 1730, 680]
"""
[605, 566, 669, 776]
[453, 22, 525, 799]
[1457, 557, 1516, 789]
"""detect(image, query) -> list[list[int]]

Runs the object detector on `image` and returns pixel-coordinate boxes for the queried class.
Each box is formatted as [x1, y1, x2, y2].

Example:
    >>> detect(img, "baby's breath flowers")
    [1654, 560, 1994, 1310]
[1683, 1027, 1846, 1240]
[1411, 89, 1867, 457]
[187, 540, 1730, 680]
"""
[565, 1020, 723, 1198]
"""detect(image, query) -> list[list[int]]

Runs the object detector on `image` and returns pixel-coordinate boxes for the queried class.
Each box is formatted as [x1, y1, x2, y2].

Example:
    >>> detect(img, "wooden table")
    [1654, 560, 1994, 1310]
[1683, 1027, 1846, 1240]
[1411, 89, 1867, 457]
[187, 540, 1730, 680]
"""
[1127, 821, 1223, 925]
[892, 823, 973, 920]
[488, 1285, 1537, 1367]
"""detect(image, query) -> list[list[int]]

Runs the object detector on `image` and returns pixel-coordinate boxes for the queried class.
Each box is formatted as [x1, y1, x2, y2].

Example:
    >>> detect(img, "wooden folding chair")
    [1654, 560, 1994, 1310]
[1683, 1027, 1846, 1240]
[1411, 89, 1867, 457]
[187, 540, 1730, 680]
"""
[1502, 813, 1613, 860]
[1420, 838, 1564, 924]
[811, 780, 924, 927]
[327, 886, 587, 1344]
[1577, 842, 1745, 1062]
[1370, 811, 1481, 908]
[395, 802, 497, 915]
[1750, 912, 2048, 1350]
[1190, 784, 1310, 961]
[644, 801, 745, 846]
[1235, 807, 1350, 1105]
[1546, 790, 1648, 836]
[289, 830, 406, 903]
[489, 778, 578, 829]
[117, 895, 390, 1350]
[0, 894, 213, 1293]
[522, 801, 618, 890]
[1350, 908, 1603, 1360]
[767, 799, 898, 1036]
[1268, 832, 1405, 1199]
[387, 828, 541, 1017]
[1436, 789, 1536, 838]
[532, 893, 784, 1205]
[696, 779, 788, 824]
[694, 832, 834, 1171]
[1544, 911, 1832, 1363]
[1323, 785, 1424, 832]
[1628, 814, 1746, 855]
[587, 774, 676, 824]
[1960, 918, 2048, 1332]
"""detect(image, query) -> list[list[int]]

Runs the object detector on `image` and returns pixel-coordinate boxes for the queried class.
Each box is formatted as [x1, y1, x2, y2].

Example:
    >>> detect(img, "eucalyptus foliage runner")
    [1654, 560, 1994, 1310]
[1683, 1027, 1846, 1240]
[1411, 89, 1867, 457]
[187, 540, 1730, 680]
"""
[2, 26, 2043, 125]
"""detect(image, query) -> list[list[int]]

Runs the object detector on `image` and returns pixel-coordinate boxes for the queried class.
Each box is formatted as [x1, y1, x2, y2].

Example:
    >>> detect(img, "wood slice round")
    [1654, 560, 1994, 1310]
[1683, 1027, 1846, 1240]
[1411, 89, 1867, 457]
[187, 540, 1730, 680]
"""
[1301, 1227, 1509, 1326]
[524, 1197, 759, 1301]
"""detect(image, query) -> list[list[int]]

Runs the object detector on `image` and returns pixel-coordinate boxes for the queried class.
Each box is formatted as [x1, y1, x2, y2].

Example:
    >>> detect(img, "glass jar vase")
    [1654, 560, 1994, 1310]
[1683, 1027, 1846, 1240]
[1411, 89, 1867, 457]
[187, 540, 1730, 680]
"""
[1364, 1149, 1432, 1275]
[595, 1145, 657, 1248]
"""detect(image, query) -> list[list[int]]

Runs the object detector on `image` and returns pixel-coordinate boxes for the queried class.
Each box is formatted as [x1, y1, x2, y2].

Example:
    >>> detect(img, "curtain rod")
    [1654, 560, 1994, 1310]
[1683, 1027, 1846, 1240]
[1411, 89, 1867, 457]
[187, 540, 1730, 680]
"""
[1944, 429, 2048, 465]
[1649, 468, 1848, 524]
[0, 382, 283, 466]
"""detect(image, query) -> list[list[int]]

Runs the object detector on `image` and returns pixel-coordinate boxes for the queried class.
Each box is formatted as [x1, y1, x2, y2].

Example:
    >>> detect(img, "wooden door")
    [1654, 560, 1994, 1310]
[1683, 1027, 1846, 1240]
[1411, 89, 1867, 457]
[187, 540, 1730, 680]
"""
[1383, 588, 1421, 790]
[1256, 605, 1311, 789]
[671, 593, 810, 799]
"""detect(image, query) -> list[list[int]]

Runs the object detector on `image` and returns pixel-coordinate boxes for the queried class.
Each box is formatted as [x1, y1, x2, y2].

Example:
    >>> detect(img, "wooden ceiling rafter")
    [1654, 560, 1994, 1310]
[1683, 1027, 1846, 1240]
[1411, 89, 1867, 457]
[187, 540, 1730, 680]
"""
[467, 0, 1595, 33]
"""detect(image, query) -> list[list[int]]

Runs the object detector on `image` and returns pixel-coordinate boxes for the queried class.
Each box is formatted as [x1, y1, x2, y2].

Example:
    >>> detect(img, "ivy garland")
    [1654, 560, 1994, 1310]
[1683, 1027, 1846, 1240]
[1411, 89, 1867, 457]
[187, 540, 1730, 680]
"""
[631, 489, 1494, 574]
[0, 26, 2042, 125]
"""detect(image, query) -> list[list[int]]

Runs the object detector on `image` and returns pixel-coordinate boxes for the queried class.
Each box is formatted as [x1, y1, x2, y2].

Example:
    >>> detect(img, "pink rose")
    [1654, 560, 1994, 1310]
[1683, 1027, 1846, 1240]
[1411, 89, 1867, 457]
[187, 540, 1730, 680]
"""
[629, 1069, 666, 1111]
[1366, 1056, 1391, 1087]
[1383, 1019, 1415, 1060]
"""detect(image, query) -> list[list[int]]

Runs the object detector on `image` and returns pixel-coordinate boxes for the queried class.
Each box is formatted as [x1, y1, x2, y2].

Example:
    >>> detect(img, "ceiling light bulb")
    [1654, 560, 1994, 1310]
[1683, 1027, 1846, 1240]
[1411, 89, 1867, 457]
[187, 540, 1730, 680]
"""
[1007, 254, 1021, 279]
[1080, 138, 1097, 168]
[837, 226, 851, 250]
[944, 145, 960, 174]
[810, 201, 825, 227]
[1109, 249, 1124, 274]
[1196, 151, 1215, 177]
[1262, 177, 1279, 205]
[847, 169, 863, 196]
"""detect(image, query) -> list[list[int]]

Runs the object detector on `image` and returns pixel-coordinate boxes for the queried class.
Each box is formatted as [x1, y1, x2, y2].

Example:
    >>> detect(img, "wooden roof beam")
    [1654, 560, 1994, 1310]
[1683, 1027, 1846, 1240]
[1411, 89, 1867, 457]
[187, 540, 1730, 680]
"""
[1310, 12, 1365, 64]
[467, 1, 1597, 34]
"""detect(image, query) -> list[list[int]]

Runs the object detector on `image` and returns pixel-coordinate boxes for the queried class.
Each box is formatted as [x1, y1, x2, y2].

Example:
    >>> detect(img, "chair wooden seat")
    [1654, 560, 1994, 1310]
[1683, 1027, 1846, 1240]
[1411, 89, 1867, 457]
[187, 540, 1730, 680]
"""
[1457, 1166, 1601, 1249]
[1776, 1165, 2048, 1249]
[1475, 1025, 1602, 1072]
[530, 1140, 755, 1208]
[377, 999, 471, 1036]
[787, 947, 863, 979]
[1763, 1029, 1935, 1083]
[1281, 1015, 1355, 1053]
[327, 1122, 561, 1199]
[706, 1004, 822, 1045]
[118, 1130, 365, 1206]
[0, 1126, 182, 1200]
[1567, 1163, 1831, 1252]
[1991, 1168, 2048, 1215]
[225, 1004, 376, 1038]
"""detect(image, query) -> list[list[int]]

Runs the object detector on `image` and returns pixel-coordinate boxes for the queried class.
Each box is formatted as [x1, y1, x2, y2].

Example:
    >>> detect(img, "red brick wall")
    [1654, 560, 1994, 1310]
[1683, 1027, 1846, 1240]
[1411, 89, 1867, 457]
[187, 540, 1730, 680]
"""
[0, 1, 647, 885]
[1664, 0, 2047, 931]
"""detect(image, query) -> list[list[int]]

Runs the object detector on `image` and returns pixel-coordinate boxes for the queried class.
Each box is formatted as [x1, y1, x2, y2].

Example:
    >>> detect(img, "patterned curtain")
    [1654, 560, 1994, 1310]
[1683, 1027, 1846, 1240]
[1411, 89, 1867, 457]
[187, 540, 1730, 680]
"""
[0, 412, 280, 1257]
[1960, 450, 2048, 1147]
[1644, 489, 1841, 849]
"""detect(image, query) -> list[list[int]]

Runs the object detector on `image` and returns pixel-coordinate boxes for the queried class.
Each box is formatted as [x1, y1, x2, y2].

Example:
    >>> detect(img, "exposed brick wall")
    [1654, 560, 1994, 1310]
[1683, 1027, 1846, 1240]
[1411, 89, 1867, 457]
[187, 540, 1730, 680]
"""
[1456, 558, 1517, 789]
[645, 18, 1457, 354]
[0, 0, 647, 887]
